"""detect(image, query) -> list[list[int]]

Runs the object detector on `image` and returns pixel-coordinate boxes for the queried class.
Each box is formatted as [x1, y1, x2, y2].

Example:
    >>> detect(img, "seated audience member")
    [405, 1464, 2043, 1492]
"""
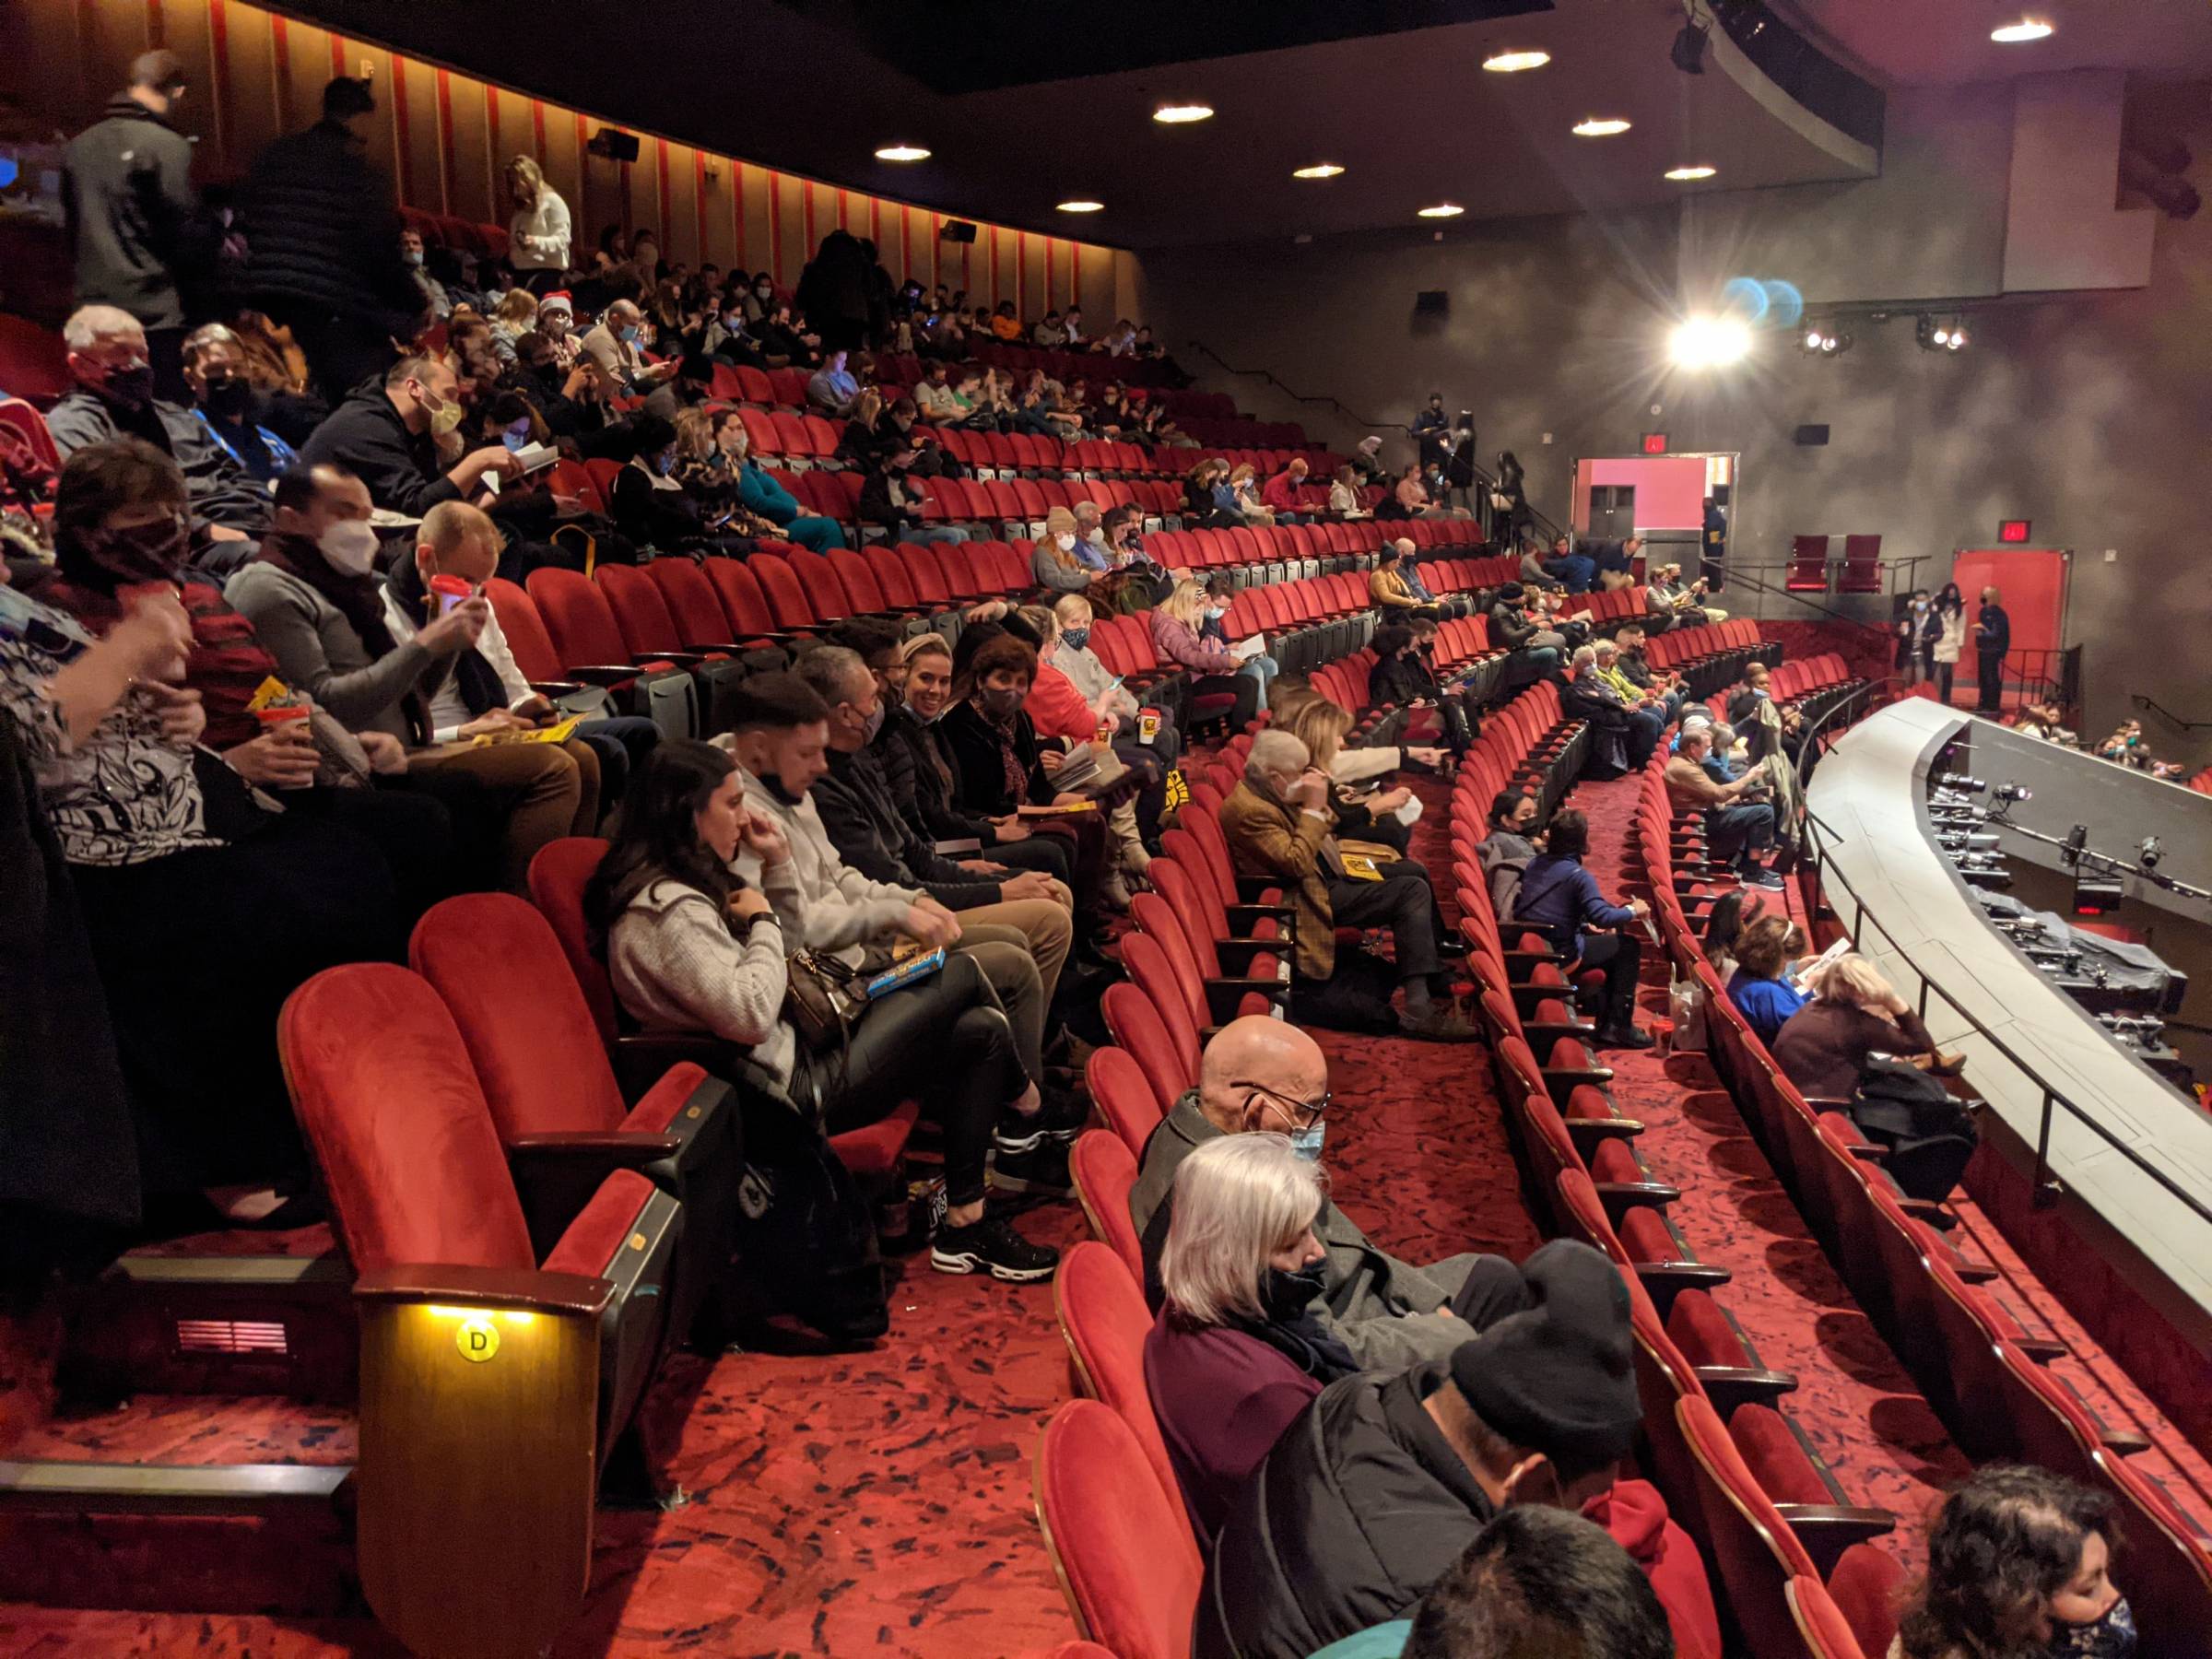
[1030, 309, 1069, 348]
[855, 441, 967, 548]
[988, 300, 1023, 342]
[1197, 575, 1279, 696]
[1665, 724, 1782, 888]
[1646, 561, 1724, 629]
[1228, 462, 1274, 525]
[722, 671, 1076, 1170]
[1272, 681, 1450, 791]
[1700, 889, 1761, 984]
[1348, 433, 1388, 486]
[181, 324, 300, 486]
[579, 299, 678, 406]
[1725, 913, 1810, 1045]
[1145, 1133, 1344, 1537]
[486, 287, 538, 367]
[2014, 699, 2077, 747]
[1312, 1506, 1679, 1659]
[880, 630, 1077, 889]
[1589, 640, 1667, 757]
[1512, 809, 1652, 1048]
[1260, 456, 1312, 522]
[1399, 545, 1470, 620]
[1196, 1241, 1653, 1659]
[589, 740, 1060, 1283]
[1371, 542, 1441, 621]
[1477, 788, 1543, 917]
[535, 291, 582, 369]
[382, 498, 657, 807]
[1032, 504, 1109, 594]
[299, 354, 522, 517]
[713, 414, 844, 551]
[227, 465, 596, 891]
[398, 227, 451, 320]
[1133, 1018, 1524, 1374]
[47, 306, 272, 567]
[1610, 624, 1682, 721]
[606, 412, 702, 551]
[1561, 645, 1654, 779]
[1541, 533, 1596, 594]
[912, 359, 964, 420]
[4, 446, 403, 1216]
[1328, 465, 1369, 518]
[1279, 698, 1419, 845]
[668, 408, 790, 547]
[1894, 1465, 2132, 1659]
[1049, 594, 1183, 770]
[1728, 661, 1804, 766]
[1018, 604, 1158, 869]
[1772, 951, 1949, 1100]
[1369, 622, 1478, 754]
[1152, 577, 1265, 724]
[806, 347, 861, 416]
[1486, 583, 1564, 680]
[1222, 730, 1477, 1041]
[1389, 463, 1444, 521]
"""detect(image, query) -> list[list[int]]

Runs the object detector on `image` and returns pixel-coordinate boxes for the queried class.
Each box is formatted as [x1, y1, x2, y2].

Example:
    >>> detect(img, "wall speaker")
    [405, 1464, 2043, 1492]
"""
[1794, 424, 1830, 446]
[940, 219, 979, 244]
[1415, 289, 1449, 315]
[586, 127, 640, 165]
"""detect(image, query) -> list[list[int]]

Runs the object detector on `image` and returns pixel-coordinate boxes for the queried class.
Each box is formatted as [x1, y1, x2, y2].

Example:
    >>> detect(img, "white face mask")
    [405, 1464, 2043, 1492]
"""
[1054, 532, 1076, 552]
[317, 519, 381, 577]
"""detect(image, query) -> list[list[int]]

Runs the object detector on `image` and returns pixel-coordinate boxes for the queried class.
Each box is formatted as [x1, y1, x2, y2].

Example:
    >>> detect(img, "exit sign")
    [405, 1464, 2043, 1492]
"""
[1999, 519, 2031, 543]
[1641, 432, 1668, 454]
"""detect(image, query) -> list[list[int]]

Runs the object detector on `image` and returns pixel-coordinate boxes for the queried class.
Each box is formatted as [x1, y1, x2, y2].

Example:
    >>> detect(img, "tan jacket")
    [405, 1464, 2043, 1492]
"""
[1369, 568, 1420, 610]
[1218, 778, 1339, 978]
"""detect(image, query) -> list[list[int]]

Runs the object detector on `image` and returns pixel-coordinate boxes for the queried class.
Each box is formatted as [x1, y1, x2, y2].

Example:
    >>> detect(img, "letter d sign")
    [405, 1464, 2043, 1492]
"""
[456, 1316, 500, 1363]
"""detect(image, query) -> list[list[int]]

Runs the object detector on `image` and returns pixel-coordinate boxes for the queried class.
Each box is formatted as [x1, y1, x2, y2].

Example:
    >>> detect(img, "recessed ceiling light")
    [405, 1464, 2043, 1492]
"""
[1482, 49, 1550, 73]
[1572, 117, 1632, 137]
[1292, 163, 1347, 180]
[1990, 17, 2054, 43]
[1665, 165, 1718, 182]
[1056, 199, 1105, 213]
[1153, 103, 1214, 124]
[1417, 203, 1465, 218]
[874, 144, 930, 162]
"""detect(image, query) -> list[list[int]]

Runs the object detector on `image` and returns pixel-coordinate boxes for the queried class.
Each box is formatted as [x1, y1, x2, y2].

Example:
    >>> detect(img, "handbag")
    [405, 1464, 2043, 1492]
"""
[782, 948, 868, 1053]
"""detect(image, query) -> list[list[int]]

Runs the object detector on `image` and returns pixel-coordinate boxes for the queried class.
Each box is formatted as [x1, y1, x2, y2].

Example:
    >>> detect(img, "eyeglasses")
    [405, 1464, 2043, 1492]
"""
[1237, 1080, 1330, 1130]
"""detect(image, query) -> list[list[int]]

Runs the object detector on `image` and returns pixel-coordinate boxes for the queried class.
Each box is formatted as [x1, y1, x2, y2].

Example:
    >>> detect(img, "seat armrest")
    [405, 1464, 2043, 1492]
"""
[566, 665, 641, 687]
[1542, 1065, 1616, 1091]
[529, 679, 587, 698]
[1773, 1506, 1899, 1579]
[1225, 902, 1295, 926]
[1594, 1179, 1682, 1213]
[509, 1130, 684, 1164]
[352, 1263, 614, 1319]
[1203, 977, 1290, 1022]
[1691, 1366, 1800, 1415]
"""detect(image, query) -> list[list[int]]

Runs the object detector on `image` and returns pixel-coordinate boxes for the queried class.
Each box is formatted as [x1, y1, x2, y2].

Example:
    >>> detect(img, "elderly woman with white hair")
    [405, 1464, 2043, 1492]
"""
[1771, 951, 1949, 1099]
[1143, 1132, 1352, 1536]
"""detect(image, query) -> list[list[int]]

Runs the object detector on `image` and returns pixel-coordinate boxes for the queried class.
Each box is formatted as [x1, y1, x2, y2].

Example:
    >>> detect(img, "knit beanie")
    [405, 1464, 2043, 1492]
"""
[1498, 582, 1525, 602]
[1449, 1240, 1639, 1464]
[1044, 505, 1077, 537]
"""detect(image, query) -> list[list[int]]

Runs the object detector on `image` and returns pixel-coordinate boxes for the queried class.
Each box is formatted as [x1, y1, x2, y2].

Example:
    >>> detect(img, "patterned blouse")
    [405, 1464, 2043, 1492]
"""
[0, 583, 217, 867]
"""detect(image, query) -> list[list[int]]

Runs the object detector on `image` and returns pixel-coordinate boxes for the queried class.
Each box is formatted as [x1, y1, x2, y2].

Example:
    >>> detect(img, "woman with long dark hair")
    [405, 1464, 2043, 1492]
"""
[1931, 582, 1967, 705]
[586, 739, 1060, 1283]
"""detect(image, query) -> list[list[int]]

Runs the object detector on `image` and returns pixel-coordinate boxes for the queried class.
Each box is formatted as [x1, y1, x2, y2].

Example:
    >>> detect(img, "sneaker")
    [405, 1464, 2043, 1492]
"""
[1397, 1005, 1483, 1043]
[1741, 868, 1788, 891]
[1032, 1085, 1092, 1143]
[1595, 1024, 1657, 1051]
[932, 1216, 1061, 1282]
[991, 1136, 1074, 1195]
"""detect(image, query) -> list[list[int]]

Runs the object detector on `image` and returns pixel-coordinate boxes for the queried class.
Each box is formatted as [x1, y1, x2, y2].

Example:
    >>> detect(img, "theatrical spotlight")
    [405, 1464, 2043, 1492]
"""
[1668, 315, 1751, 370]
[1670, 18, 1709, 74]
[2139, 835, 2163, 871]
[1916, 314, 1971, 353]
[1800, 325, 1853, 357]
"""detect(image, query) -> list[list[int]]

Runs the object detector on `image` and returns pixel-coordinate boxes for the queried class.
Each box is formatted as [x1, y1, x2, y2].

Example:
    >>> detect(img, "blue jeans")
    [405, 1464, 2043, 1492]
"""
[905, 524, 970, 547]
[1707, 802, 1777, 868]
[1544, 556, 1595, 593]
[1240, 654, 1279, 713]
[574, 714, 661, 809]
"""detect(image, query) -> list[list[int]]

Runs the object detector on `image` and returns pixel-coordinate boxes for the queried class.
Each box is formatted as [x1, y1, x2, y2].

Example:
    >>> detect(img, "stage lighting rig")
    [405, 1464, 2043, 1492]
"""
[1936, 773, 1986, 794]
[2139, 835, 2163, 871]
[2061, 823, 2088, 868]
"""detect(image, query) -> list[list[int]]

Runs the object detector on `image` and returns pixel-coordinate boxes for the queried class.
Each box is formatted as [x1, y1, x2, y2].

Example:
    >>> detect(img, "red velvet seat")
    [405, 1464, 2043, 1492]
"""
[1675, 1393, 1821, 1659]
[1087, 1043, 1167, 1155]
[1053, 1241, 1183, 1517]
[1129, 892, 1280, 1030]
[1822, 1544, 1902, 1659]
[1033, 1400, 1203, 1659]
[1100, 978, 1195, 1111]
[1069, 1131, 1144, 1280]
[1788, 1574, 1873, 1659]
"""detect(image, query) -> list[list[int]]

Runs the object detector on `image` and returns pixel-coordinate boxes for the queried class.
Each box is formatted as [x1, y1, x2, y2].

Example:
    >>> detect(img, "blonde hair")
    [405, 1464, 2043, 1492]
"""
[1158, 1134, 1326, 1327]
[1229, 462, 1257, 485]
[493, 288, 538, 330]
[1016, 603, 1058, 644]
[420, 499, 499, 559]
[1282, 698, 1352, 771]
[1806, 952, 1892, 1009]
[900, 631, 952, 666]
[1052, 593, 1094, 628]
[674, 405, 719, 460]
[1159, 578, 1210, 628]
[506, 155, 544, 210]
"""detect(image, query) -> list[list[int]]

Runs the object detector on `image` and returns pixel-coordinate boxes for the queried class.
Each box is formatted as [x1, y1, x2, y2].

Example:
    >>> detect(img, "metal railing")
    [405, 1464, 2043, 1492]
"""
[1799, 801, 2212, 1228]
[2131, 692, 2212, 734]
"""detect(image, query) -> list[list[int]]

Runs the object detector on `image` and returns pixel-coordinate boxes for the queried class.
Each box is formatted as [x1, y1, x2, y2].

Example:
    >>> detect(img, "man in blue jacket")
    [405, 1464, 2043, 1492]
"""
[1507, 807, 1652, 1048]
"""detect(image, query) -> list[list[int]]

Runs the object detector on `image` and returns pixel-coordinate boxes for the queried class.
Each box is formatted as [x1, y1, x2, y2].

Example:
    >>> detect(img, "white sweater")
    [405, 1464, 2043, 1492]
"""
[728, 761, 919, 967]
[509, 188, 572, 272]
[607, 872, 799, 1085]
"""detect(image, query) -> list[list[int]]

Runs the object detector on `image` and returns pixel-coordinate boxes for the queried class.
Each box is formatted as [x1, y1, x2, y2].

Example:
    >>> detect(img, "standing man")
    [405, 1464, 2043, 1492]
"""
[1412, 393, 1450, 467]
[1973, 585, 2010, 715]
[244, 76, 422, 401]
[64, 51, 198, 403]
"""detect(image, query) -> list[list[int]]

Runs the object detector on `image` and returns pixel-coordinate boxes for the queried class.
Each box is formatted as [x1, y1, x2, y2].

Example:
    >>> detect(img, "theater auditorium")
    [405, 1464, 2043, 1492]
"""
[5, 2, 2212, 1655]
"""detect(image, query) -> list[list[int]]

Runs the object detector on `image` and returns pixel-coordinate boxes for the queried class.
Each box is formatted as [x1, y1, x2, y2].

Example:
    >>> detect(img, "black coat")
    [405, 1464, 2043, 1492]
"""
[938, 700, 1047, 817]
[1194, 1360, 1497, 1659]
[812, 746, 1000, 909]
[63, 95, 197, 330]
[880, 707, 994, 845]
[1488, 600, 1539, 652]
[243, 120, 419, 333]
[44, 391, 271, 542]
[1975, 603, 2011, 657]
[1369, 652, 1436, 708]
[298, 384, 462, 517]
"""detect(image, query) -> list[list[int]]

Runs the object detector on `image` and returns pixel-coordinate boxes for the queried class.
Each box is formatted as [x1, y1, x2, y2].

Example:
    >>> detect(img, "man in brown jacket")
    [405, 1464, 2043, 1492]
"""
[1663, 725, 1783, 889]
[1218, 729, 1477, 1041]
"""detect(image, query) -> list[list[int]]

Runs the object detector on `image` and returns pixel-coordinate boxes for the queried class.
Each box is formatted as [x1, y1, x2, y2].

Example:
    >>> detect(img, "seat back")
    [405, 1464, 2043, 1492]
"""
[1069, 1130, 1144, 1280]
[702, 557, 782, 637]
[646, 557, 747, 645]
[1823, 1544, 1902, 1659]
[278, 963, 536, 1275]
[1033, 1400, 1204, 1659]
[1676, 1394, 1819, 1658]
[1087, 1043, 1168, 1155]
[525, 837, 621, 1043]
[485, 577, 566, 683]
[1788, 1576, 1872, 1659]
[1116, 934, 1205, 1093]
[527, 567, 634, 668]
[1101, 980, 1194, 1110]
[1054, 1242, 1182, 1515]
[408, 894, 629, 1138]
[595, 564, 686, 654]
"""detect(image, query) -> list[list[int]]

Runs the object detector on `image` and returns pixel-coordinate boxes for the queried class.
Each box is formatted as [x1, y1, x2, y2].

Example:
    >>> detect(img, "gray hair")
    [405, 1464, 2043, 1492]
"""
[793, 644, 869, 706]
[1571, 644, 1597, 670]
[64, 304, 144, 352]
[1804, 952, 1894, 1010]
[1072, 500, 1103, 525]
[1593, 638, 1618, 658]
[1246, 728, 1311, 781]
[1711, 722, 1735, 750]
[1158, 1133, 1327, 1327]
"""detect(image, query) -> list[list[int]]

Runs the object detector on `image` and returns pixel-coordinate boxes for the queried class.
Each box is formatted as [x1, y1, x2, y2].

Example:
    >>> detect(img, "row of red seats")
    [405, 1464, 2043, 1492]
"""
[396, 205, 511, 260]
[1637, 753, 2212, 1656]
[1440, 688, 1901, 1659]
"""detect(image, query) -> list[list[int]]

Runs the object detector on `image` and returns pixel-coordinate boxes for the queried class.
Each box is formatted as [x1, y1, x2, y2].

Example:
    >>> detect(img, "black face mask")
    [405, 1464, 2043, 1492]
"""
[978, 686, 1023, 721]
[199, 374, 253, 419]
[100, 365, 156, 408]
[72, 512, 191, 586]
[1258, 1263, 1328, 1324]
[759, 774, 806, 808]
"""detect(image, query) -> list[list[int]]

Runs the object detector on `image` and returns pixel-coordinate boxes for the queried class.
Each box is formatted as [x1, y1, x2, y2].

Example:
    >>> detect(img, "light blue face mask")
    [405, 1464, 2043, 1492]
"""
[618, 324, 640, 344]
[1288, 1123, 1325, 1163]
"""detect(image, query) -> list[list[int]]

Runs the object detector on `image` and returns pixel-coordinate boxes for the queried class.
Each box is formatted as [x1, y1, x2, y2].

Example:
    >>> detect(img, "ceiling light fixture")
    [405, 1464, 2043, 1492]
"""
[1152, 102, 1214, 124]
[1800, 325, 1853, 357]
[1572, 117, 1632, 137]
[1055, 199, 1105, 214]
[1292, 163, 1347, 180]
[1482, 49, 1550, 73]
[1417, 203, 1465, 218]
[1919, 313, 1971, 352]
[874, 144, 930, 162]
[1665, 165, 1718, 182]
[1990, 17, 2054, 43]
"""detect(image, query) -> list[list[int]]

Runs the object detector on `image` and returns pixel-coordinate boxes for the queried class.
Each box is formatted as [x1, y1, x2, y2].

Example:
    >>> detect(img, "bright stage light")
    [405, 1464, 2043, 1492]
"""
[1669, 316, 1751, 369]
[1991, 18, 2054, 44]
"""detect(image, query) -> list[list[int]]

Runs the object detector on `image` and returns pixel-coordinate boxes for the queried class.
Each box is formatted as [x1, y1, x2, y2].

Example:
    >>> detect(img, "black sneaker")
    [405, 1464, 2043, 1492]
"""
[932, 1216, 1061, 1282]
[1744, 868, 1788, 891]
[1397, 1005, 1483, 1043]
[1033, 1086, 1091, 1143]
[992, 1137, 1074, 1195]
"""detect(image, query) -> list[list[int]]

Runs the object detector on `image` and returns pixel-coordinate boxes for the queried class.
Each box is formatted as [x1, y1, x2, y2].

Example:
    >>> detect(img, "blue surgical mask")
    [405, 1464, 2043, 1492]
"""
[618, 324, 640, 344]
[501, 423, 531, 452]
[1289, 1123, 1325, 1163]
[1063, 628, 1090, 652]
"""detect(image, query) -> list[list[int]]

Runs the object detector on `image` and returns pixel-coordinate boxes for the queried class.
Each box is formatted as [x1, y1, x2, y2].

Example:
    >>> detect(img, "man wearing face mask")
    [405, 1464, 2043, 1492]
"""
[229, 465, 595, 893]
[398, 228, 452, 321]
[48, 306, 274, 571]
[579, 299, 678, 406]
[181, 324, 298, 486]
[298, 354, 522, 517]
[1130, 1016, 1527, 1371]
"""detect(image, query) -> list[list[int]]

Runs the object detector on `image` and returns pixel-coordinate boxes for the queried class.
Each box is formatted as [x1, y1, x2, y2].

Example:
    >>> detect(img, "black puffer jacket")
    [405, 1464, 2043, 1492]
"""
[242, 120, 419, 332]
[1194, 1360, 1497, 1659]
[62, 95, 197, 330]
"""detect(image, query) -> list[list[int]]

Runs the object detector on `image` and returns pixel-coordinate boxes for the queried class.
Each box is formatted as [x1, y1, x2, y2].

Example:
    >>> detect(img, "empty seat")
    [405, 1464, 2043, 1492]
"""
[1033, 1399, 1204, 1659]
